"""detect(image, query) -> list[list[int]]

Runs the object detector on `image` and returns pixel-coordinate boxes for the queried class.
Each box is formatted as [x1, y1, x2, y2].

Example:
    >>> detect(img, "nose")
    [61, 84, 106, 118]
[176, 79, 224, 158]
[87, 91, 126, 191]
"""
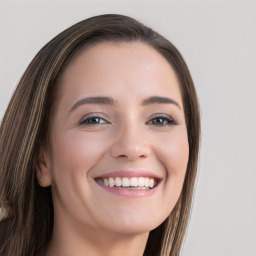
[110, 125, 150, 161]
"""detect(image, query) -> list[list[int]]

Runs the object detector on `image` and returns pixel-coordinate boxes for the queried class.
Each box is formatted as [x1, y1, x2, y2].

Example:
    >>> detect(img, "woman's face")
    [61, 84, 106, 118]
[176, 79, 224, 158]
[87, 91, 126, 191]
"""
[38, 41, 189, 236]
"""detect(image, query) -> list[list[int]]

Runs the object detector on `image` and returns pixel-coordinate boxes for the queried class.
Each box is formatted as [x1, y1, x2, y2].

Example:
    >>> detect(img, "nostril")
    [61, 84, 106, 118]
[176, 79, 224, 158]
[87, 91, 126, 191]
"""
[110, 140, 150, 160]
[117, 154, 147, 160]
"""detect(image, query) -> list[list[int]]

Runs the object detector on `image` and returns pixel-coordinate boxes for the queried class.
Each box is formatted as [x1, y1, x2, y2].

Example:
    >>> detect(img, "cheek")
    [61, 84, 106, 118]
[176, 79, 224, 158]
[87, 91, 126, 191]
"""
[49, 130, 111, 216]
[51, 130, 109, 177]
[158, 132, 189, 174]
[145, 129, 189, 222]
[169, 135, 189, 176]
[155, 129, 189, 194]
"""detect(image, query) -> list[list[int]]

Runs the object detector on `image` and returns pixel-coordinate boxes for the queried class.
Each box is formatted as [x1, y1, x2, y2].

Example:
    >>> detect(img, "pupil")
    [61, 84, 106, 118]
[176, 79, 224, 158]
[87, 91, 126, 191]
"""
[154, 118, 163, 124]
[89, 117, 99, 124]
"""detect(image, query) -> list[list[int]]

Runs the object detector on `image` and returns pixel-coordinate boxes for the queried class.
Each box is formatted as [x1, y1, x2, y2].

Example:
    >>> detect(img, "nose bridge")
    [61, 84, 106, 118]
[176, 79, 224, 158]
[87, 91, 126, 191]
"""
[110, 117, 150, 160]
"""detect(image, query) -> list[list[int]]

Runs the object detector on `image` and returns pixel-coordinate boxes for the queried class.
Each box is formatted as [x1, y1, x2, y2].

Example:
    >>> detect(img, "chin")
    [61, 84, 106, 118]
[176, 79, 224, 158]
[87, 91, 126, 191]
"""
[96, 210, 167, 236]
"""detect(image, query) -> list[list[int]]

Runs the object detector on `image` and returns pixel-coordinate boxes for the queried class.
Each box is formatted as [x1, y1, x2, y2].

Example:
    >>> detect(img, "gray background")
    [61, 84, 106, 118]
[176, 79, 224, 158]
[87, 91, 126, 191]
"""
[0, 1, 255, 255]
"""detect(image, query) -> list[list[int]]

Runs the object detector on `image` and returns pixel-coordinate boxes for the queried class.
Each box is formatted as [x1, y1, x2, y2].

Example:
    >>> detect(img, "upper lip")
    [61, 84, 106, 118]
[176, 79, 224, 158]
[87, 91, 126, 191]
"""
[94, 170, 162, 180]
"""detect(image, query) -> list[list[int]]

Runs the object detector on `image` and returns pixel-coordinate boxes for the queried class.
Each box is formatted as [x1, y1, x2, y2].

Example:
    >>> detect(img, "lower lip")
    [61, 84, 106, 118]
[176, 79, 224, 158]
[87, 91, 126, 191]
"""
[96, 183, 158, 197]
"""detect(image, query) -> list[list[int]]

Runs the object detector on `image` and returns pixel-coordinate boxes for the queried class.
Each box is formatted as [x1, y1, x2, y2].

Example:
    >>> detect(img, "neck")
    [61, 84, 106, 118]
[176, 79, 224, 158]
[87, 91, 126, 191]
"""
[46, 215, 149, 256]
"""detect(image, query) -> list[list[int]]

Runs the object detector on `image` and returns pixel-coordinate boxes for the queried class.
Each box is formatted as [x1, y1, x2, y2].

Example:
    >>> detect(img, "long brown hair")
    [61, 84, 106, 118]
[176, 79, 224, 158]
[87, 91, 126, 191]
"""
[0, 14, 200, 256]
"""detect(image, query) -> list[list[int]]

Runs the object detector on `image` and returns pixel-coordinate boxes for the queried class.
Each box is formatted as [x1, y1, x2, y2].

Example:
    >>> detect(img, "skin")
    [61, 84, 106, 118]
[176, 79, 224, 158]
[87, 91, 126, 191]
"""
[37, 41, 189, 256]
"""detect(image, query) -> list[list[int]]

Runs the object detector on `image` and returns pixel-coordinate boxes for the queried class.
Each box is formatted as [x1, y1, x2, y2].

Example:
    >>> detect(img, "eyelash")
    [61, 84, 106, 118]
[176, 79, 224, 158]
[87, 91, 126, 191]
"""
[79, 115, 110, 126]
[79, 114, 177, 127]
[146, 115, 177, 127]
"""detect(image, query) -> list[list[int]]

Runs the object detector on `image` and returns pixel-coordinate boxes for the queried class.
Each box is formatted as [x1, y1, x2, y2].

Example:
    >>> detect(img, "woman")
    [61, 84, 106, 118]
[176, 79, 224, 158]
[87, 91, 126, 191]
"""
[0, 14, 200, 256]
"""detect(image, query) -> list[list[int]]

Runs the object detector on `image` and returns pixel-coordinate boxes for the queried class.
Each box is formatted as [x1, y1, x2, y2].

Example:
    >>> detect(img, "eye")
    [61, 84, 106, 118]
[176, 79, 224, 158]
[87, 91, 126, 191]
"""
[147, 115, 177, 127]
[79, 115, 110, 126]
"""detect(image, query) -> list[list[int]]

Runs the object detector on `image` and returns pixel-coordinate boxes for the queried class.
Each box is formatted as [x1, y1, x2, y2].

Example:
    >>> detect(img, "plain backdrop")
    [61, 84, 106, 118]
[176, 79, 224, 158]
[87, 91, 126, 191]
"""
[0, 1, 255, 255]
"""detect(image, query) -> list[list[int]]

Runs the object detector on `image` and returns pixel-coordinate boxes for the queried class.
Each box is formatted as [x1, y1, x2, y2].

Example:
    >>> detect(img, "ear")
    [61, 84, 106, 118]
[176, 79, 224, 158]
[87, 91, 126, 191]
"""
[36, 147, 52, 187]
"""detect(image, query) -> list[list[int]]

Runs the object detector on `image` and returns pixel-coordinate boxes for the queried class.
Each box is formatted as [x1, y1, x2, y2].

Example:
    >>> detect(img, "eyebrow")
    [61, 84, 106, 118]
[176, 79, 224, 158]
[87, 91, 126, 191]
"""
[70, 96, 117, 112]
[70, 95, 181, 112]
[142, 96, 181, 108]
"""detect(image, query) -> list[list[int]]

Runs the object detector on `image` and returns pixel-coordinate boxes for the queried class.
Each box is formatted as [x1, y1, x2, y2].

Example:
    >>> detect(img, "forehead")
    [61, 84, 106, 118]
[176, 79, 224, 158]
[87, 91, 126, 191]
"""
[58, 41, 183, 106]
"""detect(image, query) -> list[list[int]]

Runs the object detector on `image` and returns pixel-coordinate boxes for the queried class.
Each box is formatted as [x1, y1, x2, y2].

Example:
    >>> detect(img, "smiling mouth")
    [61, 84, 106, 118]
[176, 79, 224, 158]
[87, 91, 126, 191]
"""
[95, 177, 157, 190]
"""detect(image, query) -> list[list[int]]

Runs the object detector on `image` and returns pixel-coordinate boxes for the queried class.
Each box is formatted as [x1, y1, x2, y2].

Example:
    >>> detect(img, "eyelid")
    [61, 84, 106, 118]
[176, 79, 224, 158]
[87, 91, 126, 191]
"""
[78, 113, 110, 126]
[77, 112, 177, 127]
[147, 113, 177, 126]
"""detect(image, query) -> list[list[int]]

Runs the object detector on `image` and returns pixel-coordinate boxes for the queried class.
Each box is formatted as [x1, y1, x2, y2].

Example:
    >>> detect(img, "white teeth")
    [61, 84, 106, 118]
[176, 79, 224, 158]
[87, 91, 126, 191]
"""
[130, 177, 138, 187]
[122, 177, 129, 187]
[138, 177, 145, 187]
[109, 177, 115, 187]
[149, 178, 155, 188]
[99, 177, 157, 189]
[115, 177, 122, 187]
[145, 178, 149, 187]
[103, 178, 108, 186]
